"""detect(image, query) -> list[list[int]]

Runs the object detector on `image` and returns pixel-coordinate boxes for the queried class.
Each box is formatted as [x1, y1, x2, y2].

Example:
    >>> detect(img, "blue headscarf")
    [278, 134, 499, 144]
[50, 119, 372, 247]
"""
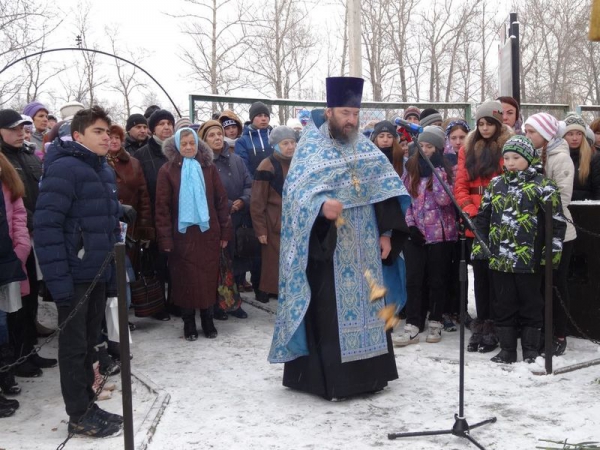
[175, 128, 210, 233]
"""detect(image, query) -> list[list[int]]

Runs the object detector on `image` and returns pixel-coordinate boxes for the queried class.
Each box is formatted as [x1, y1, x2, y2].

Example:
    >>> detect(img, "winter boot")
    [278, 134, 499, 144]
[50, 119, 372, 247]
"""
[0, 389, 19, 410]
[213, 305, 229, 321]
[183, 315, 198, 342]
[553, 337, 567, 356]
[392, 323, 420, 347]
[0, 344, 21, 395]
[467, 319, 484, 352]
[478, 320, 499, 353]
[442, 314, 457, 332]
[254, 289, 269, 304]
[521, 327, 541, 363]
[95, 343, 121, 377]
[490, 326, 518, 364]
[200, 308, 218, 339]
[426, 321, 443, 343]
[0, 389, 17, 418]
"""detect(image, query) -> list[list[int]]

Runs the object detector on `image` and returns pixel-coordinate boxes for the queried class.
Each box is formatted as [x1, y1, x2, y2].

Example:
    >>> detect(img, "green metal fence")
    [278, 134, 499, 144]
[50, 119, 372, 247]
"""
[189, 94, 599, 129]
[189, 94, 473, 129]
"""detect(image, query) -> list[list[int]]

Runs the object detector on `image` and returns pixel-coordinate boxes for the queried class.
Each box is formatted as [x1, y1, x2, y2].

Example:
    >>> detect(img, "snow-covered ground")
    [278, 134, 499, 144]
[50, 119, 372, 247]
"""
[2, 289, 600, 450]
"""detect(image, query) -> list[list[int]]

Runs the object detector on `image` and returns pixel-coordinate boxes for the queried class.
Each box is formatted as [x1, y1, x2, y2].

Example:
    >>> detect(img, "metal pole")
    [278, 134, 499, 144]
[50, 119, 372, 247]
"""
[347, 0, 362, 77]
[544, 200, 553, 375]
[510, 13, 521, 104]
[115, 243, 134, 449]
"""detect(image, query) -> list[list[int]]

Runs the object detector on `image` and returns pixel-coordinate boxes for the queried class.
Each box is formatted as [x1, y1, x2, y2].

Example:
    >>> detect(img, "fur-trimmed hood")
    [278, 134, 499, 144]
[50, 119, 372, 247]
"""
[462, 124, 513, 155]
[218, 110, 243, 137]
[162, 135, 214, 167]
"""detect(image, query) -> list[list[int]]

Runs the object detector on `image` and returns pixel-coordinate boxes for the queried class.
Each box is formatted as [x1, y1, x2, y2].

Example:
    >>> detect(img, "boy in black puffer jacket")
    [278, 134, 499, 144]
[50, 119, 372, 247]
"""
[472, 136, 566, 364]
[33, 106, 123, 438]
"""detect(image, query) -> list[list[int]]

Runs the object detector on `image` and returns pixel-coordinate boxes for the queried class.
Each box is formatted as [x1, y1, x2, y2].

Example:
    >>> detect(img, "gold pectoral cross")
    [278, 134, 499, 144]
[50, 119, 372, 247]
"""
[351, 175, 361, 193]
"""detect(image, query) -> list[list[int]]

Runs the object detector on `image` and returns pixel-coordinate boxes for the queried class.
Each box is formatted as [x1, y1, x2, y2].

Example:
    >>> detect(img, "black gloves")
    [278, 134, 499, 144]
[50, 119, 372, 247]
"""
[409, 226, 426, 246]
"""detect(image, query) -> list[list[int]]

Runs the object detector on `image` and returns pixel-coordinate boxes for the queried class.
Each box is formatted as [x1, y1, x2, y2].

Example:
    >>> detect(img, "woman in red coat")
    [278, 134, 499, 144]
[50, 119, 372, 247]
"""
[155, 128, 232, 340]
[454, 101, 512, 353]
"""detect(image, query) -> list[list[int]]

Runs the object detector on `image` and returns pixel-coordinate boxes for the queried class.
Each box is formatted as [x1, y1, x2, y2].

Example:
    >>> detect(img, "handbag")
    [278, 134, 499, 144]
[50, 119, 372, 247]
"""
[235, 225, 261, 259]
[130, 245, 166, 317]
[105, 296, 132, 343]
[217, 249, 242, 312]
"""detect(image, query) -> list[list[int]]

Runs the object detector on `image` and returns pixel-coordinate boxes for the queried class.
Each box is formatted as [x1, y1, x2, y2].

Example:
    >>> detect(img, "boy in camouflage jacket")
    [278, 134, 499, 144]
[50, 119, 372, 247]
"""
[472, 135, 566, 364]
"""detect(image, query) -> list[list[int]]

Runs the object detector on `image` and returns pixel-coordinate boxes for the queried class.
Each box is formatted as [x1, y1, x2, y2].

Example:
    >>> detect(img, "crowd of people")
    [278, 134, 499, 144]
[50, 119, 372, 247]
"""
[1, 79, 599, 437]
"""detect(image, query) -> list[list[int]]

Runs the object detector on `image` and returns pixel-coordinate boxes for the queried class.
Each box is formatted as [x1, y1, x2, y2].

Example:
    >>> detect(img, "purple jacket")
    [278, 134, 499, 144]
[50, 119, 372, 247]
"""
[404, 169, 458, 244]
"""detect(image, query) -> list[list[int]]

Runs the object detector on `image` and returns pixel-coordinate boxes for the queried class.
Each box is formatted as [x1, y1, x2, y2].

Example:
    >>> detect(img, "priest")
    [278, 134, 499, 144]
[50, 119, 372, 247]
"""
[268, 77, 410, 400]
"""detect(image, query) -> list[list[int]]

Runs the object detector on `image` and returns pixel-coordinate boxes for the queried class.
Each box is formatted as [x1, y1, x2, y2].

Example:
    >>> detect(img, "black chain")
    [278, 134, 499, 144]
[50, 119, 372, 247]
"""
[554, 286, 600, 346]
[562, 214, 600, 239]
[56, 369, 115, 450]
[0, 251, 115, 374]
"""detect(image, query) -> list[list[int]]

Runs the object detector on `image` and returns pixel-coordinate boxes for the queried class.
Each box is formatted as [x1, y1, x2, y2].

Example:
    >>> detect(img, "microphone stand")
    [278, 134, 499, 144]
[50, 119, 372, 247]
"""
[388, 135, 496, 449]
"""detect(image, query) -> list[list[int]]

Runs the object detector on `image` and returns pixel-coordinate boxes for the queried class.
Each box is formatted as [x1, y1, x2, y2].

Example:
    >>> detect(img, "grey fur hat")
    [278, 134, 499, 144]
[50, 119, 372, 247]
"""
[418, 126, 446, 150]
[269, 126, 296, 146]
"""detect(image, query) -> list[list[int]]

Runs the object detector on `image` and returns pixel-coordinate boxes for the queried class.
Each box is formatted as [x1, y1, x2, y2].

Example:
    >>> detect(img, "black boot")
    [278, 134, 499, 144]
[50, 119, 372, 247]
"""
[29, 353, 57, 368]
[0, 345, 21, 395]
[0, 394, 17, 418]
[254, 289, 269, 304]
[467, 319, 483, 352]
[521, 327, 541, 363]
[200, 308, 218, 339]
[183, 313, 198, 341]
[0, 391, 19, 409]
[478, 320, 499, 353]
[213, 306, 229, 321]
[491, 326, 518, 364]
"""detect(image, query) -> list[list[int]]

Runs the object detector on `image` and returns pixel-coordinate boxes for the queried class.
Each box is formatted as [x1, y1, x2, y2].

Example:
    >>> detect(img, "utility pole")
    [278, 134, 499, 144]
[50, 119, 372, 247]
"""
[347, 0, 362, 77]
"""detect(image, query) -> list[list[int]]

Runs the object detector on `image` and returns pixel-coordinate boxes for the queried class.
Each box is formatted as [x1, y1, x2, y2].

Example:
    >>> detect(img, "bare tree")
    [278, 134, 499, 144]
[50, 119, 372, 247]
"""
[240, 0, 319, 123]
[361, 0, 397, 101]
[22, 33, 67, 103]
[171, 0, 251, 114]
[384, 0, 415, 102]
[106, 27, 149, 123]
[0, 0, 62, 106]
[72, 2, 106, 106]
[515, 0, 594, 107]
[441, 0, 483, 103]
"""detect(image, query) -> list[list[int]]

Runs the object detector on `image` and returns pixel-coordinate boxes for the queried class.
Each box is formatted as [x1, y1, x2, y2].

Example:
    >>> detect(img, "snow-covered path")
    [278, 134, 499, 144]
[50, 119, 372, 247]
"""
[137, 296, 600, 450]
[2, 295, 599, 450]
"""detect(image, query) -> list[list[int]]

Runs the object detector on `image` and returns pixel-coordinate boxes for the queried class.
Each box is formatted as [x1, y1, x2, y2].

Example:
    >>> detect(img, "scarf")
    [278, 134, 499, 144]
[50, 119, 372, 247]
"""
[175, 128, 210, 233]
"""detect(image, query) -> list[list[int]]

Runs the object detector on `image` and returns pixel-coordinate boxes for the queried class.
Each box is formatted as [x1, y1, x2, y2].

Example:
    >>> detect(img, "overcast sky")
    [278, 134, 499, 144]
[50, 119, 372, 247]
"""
[28, 0, 513, 120]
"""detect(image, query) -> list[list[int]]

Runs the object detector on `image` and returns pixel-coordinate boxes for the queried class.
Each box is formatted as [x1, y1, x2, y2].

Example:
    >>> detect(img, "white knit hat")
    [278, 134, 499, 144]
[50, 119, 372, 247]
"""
[524, 113, 558, 142]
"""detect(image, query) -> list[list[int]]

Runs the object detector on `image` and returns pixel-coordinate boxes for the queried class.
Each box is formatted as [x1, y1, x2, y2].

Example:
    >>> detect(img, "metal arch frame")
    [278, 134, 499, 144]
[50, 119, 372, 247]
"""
[0, 47, 181, 118]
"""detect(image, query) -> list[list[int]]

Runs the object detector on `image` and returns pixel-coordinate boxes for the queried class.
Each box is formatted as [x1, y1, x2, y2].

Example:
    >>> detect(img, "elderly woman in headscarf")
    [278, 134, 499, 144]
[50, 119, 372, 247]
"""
[155, 128, 232, 341]
[198, 120, 252, 319]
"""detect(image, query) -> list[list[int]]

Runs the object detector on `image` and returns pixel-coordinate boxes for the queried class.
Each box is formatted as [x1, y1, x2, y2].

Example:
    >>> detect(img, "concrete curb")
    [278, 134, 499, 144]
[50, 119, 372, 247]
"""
[131, 371, 171, 450]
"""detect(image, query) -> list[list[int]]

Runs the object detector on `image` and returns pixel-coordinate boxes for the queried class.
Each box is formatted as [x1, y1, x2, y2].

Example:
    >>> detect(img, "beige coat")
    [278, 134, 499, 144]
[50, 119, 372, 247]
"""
[544, 138, 577, 242]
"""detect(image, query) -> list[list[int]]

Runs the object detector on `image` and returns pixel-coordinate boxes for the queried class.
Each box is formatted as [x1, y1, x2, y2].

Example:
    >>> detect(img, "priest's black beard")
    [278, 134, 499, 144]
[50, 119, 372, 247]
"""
[328, 118, 359, 144]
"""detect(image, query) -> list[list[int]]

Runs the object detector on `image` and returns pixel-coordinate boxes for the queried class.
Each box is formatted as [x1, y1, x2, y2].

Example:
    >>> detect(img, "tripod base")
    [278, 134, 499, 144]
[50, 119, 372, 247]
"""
[388, 414, 497, 450]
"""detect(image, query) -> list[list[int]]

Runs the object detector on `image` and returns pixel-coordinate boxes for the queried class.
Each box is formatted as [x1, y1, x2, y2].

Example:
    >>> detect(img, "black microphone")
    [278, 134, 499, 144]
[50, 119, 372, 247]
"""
[394, 117, 423, 134]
